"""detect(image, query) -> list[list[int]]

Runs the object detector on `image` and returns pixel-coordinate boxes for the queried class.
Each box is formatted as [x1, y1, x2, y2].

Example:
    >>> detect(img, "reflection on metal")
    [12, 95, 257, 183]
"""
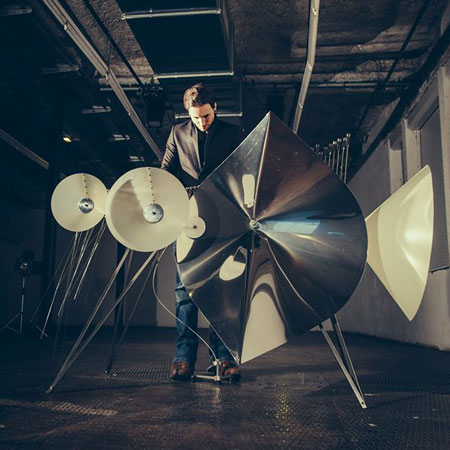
[177, 112, 368, 364]
[105, 168, 189, 252]
[51, 173, 107, 232]
[366, 165, 434, 321]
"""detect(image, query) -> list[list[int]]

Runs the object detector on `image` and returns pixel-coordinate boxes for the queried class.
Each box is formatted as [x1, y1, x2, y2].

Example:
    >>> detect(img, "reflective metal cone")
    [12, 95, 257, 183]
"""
[51, 173, 107, 232]
[366, 165, 434, 321]
[177, 113, 368, 364]
[105, 167, 189, 252]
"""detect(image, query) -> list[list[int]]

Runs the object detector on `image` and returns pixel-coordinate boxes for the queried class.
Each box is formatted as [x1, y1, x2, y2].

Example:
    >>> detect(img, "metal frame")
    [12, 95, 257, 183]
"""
[319, 315, 367, 409]
[43, 0, 162, 160]
[122, 7, 221, 20]
[292, 0, 320, 134]
[47, 250, 158, 393]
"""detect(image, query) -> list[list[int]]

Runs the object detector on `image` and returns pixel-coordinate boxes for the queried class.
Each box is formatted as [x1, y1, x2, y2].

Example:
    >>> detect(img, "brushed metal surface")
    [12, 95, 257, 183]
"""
[177, 113, 367, 363]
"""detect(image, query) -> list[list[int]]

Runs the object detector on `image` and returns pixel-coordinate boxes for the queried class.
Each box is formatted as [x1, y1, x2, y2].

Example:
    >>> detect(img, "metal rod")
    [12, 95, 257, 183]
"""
[343, 133, 350, 183]
[73, 221, 107, 301]
[47, 249, 155, 393]
[81, 0, 145, 90]
[292, 0, 320, 134]
[354, 0, 431, 134]
[330, 315, 364, 395]
[122, 7, 221, 20]
[43, 0, 162, 160]
[319, 322, 367, 409]
[155, 70, 234, 80]
[105, 253, 159, 374]
[0, 128, 48, 169]
[174, 111, 242, 120]
[47, 248, 131, 393]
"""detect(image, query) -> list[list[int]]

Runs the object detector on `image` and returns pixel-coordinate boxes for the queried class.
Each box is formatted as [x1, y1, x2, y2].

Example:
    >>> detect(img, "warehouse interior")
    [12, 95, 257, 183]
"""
[1, 1, 450, 449]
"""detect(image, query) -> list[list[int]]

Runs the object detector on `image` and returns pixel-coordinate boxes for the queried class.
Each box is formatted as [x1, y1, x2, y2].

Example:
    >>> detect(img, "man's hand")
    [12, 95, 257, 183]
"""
[186, 186, 199, 198]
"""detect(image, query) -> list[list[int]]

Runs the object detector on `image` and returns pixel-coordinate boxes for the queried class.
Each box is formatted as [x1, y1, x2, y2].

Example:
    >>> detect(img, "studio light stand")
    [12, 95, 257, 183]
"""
[1, 252, 42, 334]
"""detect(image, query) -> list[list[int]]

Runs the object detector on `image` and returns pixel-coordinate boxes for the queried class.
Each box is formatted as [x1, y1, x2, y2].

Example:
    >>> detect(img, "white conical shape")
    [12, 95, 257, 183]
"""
[51, 173, 107, 232]
[366, 165, 434, 321]
[106, 167, 189, 252]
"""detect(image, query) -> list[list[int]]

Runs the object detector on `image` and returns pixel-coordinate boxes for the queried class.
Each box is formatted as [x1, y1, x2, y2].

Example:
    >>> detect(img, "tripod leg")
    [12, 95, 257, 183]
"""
[47, 250, 156, 393]
[330, 315, 364, 395]
[319, 317, 367, 409]
[105, 248, 134, 374]
[19, 277, 25, 333]
[105, 254, 158, 374]
[47, 248, 131, 392]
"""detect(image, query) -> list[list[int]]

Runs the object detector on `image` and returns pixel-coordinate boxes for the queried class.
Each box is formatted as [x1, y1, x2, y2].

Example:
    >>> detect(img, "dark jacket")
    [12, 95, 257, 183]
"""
[161, 117, 241, 187]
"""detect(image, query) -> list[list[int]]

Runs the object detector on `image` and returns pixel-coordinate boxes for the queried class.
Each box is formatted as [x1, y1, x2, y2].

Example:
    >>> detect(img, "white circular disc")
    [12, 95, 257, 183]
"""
[51, 173, 107, 232]
[105, 167, 189, 252]
[184, 216, 206, 239]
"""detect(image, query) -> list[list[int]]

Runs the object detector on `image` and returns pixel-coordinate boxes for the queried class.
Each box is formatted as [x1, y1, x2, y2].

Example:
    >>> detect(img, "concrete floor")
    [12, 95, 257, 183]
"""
[1, 327, 450, 450]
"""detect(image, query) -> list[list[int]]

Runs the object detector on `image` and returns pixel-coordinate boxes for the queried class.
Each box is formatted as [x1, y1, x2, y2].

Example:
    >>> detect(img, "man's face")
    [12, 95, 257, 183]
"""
[188, 102, 216, 132]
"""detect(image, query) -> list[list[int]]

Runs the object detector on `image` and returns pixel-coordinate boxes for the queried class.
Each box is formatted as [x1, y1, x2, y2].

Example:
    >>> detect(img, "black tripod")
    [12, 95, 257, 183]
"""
[0, 275, 27, 334]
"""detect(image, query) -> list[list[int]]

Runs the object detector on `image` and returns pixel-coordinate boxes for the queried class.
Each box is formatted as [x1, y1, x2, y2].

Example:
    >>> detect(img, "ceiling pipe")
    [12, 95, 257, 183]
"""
[0, 128, 49, 170]
[122, 7, 221, 20]
[155, 69, 234, 80]
[43, 0, 162, 160]
[292, 0, 320, 134]
[354, 0, 431, 135]
[81, 0, 146, 91]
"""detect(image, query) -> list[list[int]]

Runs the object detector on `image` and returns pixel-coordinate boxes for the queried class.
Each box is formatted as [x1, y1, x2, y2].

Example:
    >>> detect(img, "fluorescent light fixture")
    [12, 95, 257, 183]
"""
[109, 134, 130, 142]
[81, 106, 112, 114]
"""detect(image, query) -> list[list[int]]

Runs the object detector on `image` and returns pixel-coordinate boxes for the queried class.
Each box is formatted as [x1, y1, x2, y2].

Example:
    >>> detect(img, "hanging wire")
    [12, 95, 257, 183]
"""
[151, 247, 219, 363]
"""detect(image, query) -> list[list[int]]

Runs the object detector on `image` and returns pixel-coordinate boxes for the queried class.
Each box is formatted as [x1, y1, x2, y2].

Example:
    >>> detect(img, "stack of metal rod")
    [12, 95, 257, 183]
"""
[312, 133, 351, 183]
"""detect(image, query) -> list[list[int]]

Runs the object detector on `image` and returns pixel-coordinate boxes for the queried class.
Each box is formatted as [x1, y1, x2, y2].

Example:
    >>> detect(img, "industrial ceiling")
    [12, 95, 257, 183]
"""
[0, 0, 448, 207]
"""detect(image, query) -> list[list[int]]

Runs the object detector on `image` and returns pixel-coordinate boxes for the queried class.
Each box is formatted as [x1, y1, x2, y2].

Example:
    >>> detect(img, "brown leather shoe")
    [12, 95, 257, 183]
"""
[170, 361, 193, 381]
[220, 361, 241, 381]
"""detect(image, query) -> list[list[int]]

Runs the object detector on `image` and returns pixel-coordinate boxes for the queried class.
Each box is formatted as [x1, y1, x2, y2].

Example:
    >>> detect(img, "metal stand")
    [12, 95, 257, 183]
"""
[0, 276, 26, 334]
[47, 249, 157, 393]
[192, 359, 238, 383]
[104, 251, 159, 374]
[319, 314, 367, 409]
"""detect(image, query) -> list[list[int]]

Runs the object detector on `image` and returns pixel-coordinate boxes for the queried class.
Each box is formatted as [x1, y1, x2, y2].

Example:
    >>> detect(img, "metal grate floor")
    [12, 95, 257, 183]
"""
[1, 328, 450, 450]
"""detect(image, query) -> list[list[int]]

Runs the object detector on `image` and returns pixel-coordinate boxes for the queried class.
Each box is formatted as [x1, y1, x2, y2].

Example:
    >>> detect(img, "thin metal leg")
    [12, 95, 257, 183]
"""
[47, 250, 156, 393]
[319, 316, 367, 409]
[105, 247, 133, 374]
[47, 248, 131, 393]
[0, 277, 26, 334]
[105, 253, 158, 374]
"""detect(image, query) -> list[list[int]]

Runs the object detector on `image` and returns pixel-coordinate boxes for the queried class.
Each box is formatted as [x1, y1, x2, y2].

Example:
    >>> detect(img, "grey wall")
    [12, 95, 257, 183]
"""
[337, 45, 450, 350]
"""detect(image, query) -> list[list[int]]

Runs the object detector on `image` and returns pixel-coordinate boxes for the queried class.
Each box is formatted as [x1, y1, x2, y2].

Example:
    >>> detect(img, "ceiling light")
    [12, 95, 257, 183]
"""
[63, 135, 72, 143]
[81, 105, 112, 114]
[109, 134, 130, 142]
[129, 155, 144, 162]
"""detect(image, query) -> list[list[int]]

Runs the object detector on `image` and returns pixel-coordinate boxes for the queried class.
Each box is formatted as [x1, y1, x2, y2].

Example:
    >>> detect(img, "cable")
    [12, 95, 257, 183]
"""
[151, 248, 218, 362]
[354, 0, 431, 135]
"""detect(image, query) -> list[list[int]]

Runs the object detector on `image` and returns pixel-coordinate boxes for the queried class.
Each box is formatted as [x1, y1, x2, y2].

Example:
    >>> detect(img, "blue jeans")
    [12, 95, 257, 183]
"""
[173, 270, 233, 366]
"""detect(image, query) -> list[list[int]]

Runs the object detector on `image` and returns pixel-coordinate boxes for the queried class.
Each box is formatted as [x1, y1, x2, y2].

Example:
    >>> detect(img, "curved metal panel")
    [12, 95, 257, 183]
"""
[178, 112, 367, 363]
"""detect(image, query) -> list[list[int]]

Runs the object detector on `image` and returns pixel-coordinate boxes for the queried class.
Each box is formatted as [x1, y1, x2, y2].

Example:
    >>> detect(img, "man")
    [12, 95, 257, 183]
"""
[161, 83, 241, 381]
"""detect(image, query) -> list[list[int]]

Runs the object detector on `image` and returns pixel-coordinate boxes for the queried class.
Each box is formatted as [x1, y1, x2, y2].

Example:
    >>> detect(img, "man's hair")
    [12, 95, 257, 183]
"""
[183, 83, 216, 110]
